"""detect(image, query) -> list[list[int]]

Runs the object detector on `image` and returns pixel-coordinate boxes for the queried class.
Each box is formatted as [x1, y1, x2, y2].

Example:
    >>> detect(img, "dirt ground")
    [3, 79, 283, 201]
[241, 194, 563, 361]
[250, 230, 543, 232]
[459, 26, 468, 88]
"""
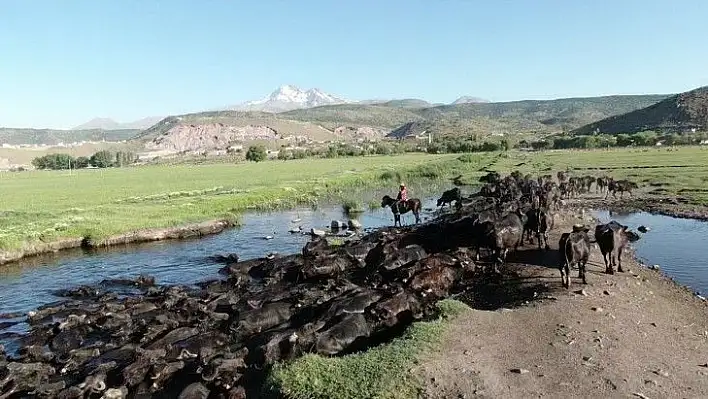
[416, 210, 708, 399]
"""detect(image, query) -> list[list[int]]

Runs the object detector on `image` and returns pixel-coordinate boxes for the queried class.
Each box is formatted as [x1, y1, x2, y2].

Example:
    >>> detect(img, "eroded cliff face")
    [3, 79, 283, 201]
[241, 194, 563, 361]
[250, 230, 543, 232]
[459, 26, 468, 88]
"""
[333, 126, 386, 141]
[145, 123, 279, 152]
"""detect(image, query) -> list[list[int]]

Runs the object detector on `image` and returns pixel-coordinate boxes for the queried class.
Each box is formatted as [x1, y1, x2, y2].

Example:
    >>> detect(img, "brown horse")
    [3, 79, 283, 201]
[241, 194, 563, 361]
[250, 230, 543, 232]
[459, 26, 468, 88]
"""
[381, 195, 422, 227]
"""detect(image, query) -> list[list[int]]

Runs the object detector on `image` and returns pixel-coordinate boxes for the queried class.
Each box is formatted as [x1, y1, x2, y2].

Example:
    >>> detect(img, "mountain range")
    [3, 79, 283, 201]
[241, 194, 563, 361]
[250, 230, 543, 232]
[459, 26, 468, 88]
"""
[71, 85, 490, 130]
[227, 85, 490, 113]
[72, 116, 164, 131]
[6, 84, 708, 153]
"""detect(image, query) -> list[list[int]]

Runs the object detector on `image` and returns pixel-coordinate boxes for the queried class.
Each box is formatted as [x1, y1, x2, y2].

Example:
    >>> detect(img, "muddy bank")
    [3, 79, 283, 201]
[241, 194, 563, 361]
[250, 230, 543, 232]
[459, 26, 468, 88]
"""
[416, 211, 708, 399]
[0, 219, 234, 266]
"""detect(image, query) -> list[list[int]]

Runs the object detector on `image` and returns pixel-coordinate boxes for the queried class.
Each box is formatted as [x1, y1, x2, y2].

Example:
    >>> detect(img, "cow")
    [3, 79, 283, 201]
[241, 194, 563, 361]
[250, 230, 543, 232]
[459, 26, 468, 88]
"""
[523, 208, 554, 250]
[234, 302, 294, 335]
[596, 176, 609, 193]
[315, 313, 371, 355]
[482, 211, 526, 273]
[558, 225, 591, 288]
[437, 187, 462, 209]
[594, 221, 630, 274]
[372, 291, 423, 327]
[605, 179, 638, 199]
[408, 265, 457, 299]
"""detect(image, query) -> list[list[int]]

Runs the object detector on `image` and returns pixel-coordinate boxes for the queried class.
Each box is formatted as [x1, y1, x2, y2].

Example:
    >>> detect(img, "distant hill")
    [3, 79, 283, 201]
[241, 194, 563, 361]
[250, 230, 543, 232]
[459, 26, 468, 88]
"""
[572, 86, 708, 135]
[73, 116, 163, 131]
[377, 99, 435, 108]
[386, 121, 434, 139]
[279, 93, 670, 136]
[452, 96, 490, 104]
[0, 128, 140, 146]
[132, 92, 670, 155]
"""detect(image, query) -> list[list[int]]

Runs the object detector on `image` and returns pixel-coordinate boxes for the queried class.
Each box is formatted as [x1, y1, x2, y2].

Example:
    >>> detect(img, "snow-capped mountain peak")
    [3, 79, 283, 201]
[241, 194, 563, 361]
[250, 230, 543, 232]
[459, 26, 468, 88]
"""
[231, 85, 350, 113]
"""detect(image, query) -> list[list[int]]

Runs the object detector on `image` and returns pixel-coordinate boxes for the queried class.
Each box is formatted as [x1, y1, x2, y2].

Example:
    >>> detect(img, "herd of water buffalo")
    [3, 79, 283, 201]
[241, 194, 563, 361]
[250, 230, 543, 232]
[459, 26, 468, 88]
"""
[432, 171, 639, 283]
[0, 170, 640, 398]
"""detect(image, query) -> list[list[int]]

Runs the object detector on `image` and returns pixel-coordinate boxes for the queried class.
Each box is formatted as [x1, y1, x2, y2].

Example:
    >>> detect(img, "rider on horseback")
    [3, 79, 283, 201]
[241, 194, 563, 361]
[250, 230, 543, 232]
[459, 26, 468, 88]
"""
[396, 183, 408, 210]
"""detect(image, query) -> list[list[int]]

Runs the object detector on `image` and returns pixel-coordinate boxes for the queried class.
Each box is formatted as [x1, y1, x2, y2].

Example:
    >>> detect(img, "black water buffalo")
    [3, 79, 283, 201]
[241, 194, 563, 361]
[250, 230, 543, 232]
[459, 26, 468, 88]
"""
[437, 187, 462, 208]
[605, 179, 638, 199]
[315, 313, 371, 355]
[558, 226, 591, 288]
[482, 211, 527, 273]
[594, 221, 630, 274]
[523, 208, 554, 250]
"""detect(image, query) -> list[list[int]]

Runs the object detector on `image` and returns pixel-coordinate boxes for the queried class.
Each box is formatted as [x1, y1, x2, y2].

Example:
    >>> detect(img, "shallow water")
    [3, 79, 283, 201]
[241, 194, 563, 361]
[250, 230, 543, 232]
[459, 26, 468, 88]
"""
[0, 187, 448, 324]
[594, 210, 708, 295]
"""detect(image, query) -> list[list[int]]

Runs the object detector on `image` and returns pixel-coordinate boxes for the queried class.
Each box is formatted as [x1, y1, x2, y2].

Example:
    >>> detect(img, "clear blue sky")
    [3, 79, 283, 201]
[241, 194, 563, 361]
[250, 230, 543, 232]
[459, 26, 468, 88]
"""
[1, 0, 707, 129]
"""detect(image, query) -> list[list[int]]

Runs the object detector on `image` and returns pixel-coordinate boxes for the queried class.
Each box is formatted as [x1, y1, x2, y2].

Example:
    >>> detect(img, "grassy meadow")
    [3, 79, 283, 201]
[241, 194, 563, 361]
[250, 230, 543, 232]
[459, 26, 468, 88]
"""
[1, 146, 707, 253]
[0, 153, 496, 251]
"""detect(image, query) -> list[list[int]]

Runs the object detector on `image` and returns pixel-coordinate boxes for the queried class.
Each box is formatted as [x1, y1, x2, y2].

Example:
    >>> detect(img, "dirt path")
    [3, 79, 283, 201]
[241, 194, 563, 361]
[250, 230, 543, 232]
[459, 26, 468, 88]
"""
[416, 211, 708, 399]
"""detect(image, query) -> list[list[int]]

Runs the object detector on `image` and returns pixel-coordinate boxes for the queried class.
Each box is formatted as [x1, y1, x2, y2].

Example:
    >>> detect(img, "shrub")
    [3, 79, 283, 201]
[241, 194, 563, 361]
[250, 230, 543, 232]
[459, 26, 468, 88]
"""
[246, 145, 267, 162]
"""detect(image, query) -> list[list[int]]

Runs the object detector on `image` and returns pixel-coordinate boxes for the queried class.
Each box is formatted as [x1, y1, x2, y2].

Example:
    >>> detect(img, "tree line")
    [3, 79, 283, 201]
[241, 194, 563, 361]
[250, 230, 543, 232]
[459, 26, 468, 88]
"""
[521, 131, 708, 151]
[31, 150, 138, 170]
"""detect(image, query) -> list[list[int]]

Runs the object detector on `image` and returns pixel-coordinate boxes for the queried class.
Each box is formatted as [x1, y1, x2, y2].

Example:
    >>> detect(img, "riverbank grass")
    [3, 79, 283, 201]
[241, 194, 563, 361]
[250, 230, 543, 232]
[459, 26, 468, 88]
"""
[267, 299, 470, 399]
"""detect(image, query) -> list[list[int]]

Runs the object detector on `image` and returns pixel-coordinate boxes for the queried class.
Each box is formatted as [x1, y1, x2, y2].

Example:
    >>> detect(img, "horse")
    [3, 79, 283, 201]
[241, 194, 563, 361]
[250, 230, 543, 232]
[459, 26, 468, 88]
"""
[381, 195, 422, 227]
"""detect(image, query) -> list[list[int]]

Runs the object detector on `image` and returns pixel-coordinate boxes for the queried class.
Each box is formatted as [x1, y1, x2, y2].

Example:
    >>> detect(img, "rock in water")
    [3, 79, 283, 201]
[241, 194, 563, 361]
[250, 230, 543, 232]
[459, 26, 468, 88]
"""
[348, 219, 362, 230]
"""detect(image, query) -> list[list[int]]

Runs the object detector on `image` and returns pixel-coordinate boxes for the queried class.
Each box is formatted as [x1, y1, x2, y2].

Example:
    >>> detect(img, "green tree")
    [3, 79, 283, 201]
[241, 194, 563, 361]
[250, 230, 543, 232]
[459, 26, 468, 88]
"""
[114, 151, 137, 167]
[90, 150, 114, 168]
[245, 145, 267, 162]
[277, 150, 290, 160]
[74, 156, 90, 168]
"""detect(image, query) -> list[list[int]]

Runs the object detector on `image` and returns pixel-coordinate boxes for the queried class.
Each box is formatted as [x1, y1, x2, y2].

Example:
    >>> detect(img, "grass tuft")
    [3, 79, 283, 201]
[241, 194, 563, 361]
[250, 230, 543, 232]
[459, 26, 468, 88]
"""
[266, 299, 470, 399]
[342, 199, 365, 216]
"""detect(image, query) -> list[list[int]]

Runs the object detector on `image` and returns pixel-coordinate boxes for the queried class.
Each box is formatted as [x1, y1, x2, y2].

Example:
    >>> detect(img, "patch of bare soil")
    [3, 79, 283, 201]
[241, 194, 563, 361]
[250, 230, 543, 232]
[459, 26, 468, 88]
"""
[416, 211, 708, 399]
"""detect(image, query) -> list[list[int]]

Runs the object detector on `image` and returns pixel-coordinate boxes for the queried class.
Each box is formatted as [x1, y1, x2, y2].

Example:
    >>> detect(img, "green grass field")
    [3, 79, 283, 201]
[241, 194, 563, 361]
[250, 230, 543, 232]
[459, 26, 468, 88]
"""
[0, 153, 495, 251]
[1, 146, 706, 254]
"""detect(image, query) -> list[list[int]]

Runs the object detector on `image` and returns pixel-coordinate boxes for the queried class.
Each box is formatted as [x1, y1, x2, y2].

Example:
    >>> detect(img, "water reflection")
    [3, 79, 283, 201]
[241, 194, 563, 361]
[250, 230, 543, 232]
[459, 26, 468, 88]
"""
[594, 210, 708, 295]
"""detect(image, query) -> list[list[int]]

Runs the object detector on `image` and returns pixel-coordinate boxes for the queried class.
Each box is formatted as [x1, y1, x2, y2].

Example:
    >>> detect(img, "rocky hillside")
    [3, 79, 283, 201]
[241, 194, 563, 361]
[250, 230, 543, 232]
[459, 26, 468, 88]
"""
[137, 112, 341, 153]
[572, 86, 708, 135]
[133, 92, 671, 153]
